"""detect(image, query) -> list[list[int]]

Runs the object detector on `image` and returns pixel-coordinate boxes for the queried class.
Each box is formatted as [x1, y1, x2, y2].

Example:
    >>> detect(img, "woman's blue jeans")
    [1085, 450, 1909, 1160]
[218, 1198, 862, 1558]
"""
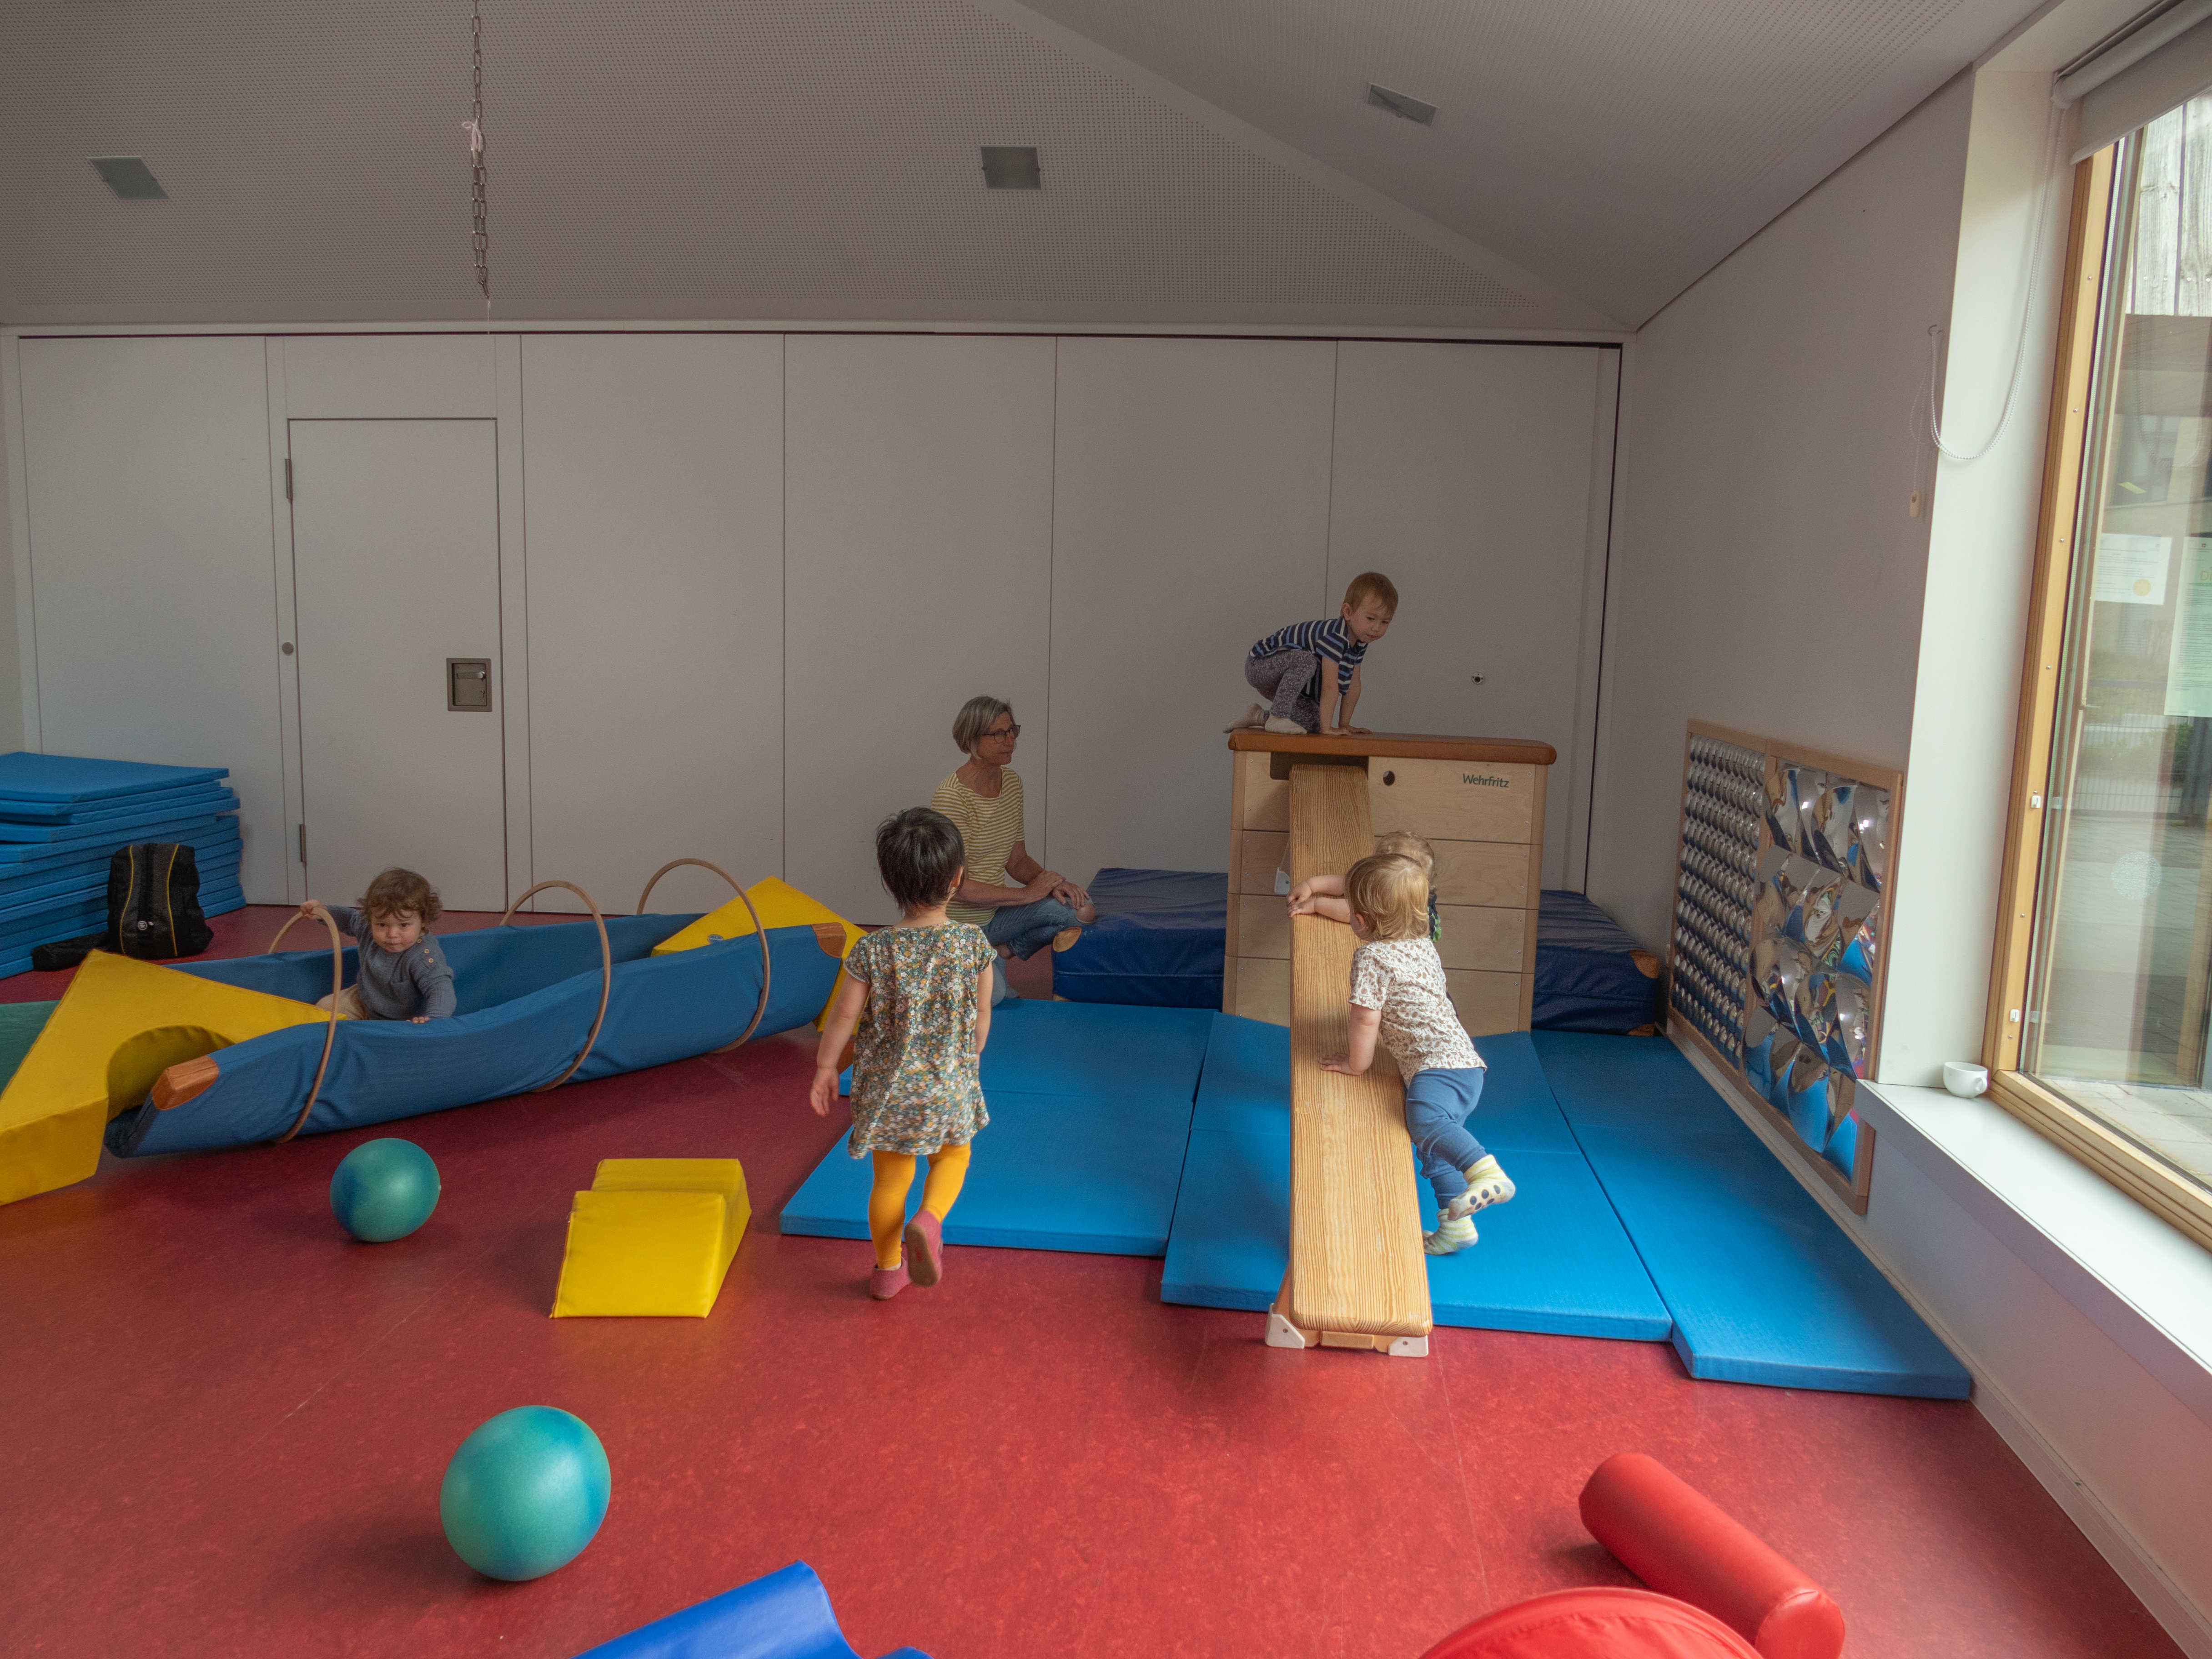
[985, 895, 1082, 961]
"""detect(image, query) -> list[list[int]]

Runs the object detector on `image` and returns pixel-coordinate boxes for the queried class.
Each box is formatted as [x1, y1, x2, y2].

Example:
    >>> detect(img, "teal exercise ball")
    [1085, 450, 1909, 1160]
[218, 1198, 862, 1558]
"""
[329, 1138, 440, 1242]
[440, 1406, 611, 1581]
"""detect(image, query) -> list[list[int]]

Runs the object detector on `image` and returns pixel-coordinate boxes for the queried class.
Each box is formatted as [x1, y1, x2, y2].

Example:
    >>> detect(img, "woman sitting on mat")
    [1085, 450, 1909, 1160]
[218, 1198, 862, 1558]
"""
[930, 695, 1095, 1005]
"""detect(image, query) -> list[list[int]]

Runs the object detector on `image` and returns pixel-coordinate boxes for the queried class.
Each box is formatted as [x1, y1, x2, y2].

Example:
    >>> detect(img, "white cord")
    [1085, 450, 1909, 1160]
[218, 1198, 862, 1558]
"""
[1925, 96, 2069, 463]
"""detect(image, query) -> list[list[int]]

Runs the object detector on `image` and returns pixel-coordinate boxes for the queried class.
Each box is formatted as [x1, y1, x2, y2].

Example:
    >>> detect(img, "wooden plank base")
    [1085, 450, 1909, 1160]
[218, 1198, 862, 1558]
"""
[1273, 764, 1434, 1353]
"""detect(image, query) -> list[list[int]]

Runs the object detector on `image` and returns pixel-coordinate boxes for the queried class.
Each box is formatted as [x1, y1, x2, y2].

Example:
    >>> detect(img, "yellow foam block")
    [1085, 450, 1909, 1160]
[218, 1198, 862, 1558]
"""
[649, 876, 862, 1027]
[550, 1157, 750, 1318]
[0, 951, 334, 1207]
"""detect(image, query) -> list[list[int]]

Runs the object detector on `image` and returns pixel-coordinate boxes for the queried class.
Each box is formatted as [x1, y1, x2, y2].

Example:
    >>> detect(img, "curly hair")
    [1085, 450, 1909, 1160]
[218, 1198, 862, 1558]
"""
[358, 867, 443, 926]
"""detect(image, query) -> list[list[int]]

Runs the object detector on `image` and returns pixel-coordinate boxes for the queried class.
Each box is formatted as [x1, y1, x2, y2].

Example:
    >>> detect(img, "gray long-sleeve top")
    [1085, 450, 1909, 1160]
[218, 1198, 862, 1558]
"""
[326, 905, 457, 1019]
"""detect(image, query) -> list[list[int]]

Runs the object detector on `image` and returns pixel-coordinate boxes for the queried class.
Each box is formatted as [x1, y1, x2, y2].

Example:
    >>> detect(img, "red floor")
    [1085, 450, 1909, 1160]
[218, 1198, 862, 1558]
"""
[0, 910, 2184, 1658]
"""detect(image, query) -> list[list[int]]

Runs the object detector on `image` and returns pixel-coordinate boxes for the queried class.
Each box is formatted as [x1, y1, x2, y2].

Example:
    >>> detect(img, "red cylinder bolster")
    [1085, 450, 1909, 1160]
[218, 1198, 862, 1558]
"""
[1578, 1453, 1845, 1659]
[1418, 1588, 1761, 1659]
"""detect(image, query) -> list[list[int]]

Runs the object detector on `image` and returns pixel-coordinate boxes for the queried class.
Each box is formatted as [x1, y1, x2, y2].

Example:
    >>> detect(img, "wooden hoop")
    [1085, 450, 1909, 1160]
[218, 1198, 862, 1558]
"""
[266, 907, 346, 1144]
[499, 880, 614, 1090]
[635, 858, 773, 1052]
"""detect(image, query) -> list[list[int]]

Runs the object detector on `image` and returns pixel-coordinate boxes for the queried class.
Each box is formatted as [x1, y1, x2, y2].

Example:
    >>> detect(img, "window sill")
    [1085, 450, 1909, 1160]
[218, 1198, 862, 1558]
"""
[1859, 1078, 2212, 1432]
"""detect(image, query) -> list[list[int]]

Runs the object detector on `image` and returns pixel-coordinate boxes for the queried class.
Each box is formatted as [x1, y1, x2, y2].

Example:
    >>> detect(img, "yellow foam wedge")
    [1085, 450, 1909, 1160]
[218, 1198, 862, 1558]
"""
[649, 876, 862, 1026]
[0, 951, 335, 1207]
[550, 1157, 750, 1318]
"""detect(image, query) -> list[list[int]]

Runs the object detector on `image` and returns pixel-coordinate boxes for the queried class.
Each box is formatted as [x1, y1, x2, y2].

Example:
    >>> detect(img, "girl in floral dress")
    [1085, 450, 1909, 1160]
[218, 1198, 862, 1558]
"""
[810, 807, 998, 1299]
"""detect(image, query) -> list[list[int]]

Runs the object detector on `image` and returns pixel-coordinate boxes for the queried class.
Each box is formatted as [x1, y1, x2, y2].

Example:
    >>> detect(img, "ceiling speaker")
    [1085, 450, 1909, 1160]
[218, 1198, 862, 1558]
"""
[980, 145, 1041, 189]
[89, 156, 168, 200]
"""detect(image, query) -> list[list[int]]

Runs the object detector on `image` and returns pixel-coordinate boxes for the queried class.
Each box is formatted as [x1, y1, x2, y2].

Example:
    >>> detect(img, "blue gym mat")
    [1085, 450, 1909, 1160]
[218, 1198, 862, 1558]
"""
[1051, 868, 1226, 1009]
[1192, 1017, 1582, 1154]
[781, 1088, 1197, 1256]
[1533, 889, 1664, 1035]
[1164, 1016, 1670, 1338]
[1531, 1031, 1971, 1397]
[977, 998, 1213, 1101]
[0, 752, 228, 803]
[1161, 1130, 1671, 1337]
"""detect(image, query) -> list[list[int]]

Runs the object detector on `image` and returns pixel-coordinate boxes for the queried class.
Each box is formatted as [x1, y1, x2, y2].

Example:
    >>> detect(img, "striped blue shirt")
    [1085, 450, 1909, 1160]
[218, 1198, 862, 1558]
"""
[1248, 616, 1366, 699]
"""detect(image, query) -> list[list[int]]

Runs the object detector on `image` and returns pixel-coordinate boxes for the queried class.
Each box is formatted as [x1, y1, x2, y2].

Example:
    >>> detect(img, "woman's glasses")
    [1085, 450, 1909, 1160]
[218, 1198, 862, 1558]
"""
[986, 724, 1021, 740]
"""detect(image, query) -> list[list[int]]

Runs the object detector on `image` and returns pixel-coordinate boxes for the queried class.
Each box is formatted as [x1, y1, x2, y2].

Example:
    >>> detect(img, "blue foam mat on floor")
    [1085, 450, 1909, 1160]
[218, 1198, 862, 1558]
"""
[780, 1088, 1197, 1257]
[1192, 1016, 1580, 1156]
[1160, 1131, 1670, 1338]
[977, 999, 1213, 1101]
[1532, 1031, 1971, 1398]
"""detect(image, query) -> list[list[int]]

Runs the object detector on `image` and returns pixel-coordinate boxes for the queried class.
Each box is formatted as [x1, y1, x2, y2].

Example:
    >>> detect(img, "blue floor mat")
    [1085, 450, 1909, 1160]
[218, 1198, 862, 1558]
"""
[1532, 1032, 1971, 1398]
[1159, 1131, 1670, 1339]
[1192, 1016, 1580, 1156]
[978, 999, 1213, 1101]
[780, 1089, 1197, 1257]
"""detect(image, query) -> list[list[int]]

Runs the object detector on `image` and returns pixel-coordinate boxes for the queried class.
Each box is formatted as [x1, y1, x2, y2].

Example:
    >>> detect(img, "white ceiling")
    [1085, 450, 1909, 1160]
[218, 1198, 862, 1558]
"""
[0, 0, 2053, 331]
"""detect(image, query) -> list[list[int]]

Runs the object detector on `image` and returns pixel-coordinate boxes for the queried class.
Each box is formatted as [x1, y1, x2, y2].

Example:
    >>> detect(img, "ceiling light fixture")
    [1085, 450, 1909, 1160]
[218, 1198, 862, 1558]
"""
[980, 146, 1041, 189]
[89, 156, 167, 199]
[1366, 85, 1437, 126]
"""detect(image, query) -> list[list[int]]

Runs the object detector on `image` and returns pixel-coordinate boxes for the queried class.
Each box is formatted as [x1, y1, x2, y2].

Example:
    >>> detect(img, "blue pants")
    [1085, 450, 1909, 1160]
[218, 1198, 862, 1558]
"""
[1405, 1066, 1487, 1203]
[985, 895, 1081, 962]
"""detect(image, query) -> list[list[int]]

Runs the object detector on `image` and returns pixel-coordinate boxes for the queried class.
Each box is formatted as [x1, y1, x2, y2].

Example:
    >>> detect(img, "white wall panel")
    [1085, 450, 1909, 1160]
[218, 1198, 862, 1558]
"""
[785, 335, 1056, 921]
[1327, 341, 1611, 888]
[1047, 337, 1336, 885]
[17, 337, 289, 899]
[289, 419, 507, 910]
[282, 335, 497, 418]
[522, 334, 786, 915]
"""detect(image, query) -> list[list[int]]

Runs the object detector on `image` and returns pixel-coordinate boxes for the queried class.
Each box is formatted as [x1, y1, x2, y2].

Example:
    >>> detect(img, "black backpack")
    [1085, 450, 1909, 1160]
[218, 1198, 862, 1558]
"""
[32, 842, 214, 970]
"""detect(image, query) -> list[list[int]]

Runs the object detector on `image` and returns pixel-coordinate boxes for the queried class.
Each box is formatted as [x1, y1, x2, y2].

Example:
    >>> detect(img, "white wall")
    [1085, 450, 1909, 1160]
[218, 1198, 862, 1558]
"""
[1046, 337, 1337, 886]
[1588, 78, 1970, 952]
[1594, 67, 2212, 1654]
[521, 334, 786, 916]
[784, 334, 1058, 920]
[3, 328, 1618, 924]
[11, 336, 290, 899]
[1327, 341, 1616, 886]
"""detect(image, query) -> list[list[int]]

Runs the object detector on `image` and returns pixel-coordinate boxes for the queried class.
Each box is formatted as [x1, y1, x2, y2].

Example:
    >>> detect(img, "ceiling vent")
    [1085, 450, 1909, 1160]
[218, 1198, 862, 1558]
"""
[980, 146, 1041, 189]
[90, 156, 167, 199]
[1365, 85, 1437, 126]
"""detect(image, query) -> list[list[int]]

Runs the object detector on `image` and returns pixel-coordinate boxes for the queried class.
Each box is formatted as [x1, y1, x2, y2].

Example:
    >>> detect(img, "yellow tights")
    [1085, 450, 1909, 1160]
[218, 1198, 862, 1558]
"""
[868, 1145, 972, 1269]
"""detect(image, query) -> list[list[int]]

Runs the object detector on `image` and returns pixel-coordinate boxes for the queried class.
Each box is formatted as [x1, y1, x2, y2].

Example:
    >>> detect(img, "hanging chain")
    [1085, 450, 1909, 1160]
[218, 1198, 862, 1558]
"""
[468, 0, 488, 304]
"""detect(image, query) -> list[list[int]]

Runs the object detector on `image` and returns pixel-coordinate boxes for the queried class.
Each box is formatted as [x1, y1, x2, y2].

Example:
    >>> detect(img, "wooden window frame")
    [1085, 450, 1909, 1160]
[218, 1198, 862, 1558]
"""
[1983, 146, 2212, 1253]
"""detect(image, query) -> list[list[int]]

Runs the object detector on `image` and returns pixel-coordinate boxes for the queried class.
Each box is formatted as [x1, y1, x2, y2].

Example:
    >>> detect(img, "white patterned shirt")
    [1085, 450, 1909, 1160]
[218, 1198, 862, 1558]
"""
[1349, 937, 1482, 1078]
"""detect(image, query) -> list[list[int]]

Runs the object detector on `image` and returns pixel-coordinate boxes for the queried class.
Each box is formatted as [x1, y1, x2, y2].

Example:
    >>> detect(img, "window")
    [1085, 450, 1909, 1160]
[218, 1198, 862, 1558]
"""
[1991, 104, 2212, 1251]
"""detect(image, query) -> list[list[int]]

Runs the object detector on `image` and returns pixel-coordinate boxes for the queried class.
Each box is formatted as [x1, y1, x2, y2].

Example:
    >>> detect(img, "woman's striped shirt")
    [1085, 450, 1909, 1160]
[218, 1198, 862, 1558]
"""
[931, 768, 1026, 926]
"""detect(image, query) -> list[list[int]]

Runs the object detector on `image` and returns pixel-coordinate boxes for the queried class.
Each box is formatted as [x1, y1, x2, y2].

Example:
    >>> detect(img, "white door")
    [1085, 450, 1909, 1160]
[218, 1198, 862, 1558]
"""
[288, 419, 508, 911]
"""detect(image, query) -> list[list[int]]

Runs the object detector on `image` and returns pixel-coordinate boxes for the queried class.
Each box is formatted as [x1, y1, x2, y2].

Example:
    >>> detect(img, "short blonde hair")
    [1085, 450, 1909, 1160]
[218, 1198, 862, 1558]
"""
[1374, 832, 1434, 882]
[1343, 572, 1398, 614]
[952, 695, 1013, 755]
[1345, 854, 1428, 941]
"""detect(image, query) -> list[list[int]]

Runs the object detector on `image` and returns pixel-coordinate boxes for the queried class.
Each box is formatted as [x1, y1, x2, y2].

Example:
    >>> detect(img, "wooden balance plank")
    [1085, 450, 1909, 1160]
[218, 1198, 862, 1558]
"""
[1270, 764, 1433, 1355]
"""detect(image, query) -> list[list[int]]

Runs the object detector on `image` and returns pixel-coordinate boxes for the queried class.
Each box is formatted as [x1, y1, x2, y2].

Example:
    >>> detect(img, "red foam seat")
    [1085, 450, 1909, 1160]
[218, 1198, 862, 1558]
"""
[1579, 1453, 1845, 1659]
[1418, 1587, 1762, 1659]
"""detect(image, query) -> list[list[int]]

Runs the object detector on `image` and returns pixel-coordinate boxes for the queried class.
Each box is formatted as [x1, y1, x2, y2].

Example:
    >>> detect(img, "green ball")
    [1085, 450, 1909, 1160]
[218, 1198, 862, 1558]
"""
[440, 1406, 611, 1580]
[329, 1138, 440, 1242]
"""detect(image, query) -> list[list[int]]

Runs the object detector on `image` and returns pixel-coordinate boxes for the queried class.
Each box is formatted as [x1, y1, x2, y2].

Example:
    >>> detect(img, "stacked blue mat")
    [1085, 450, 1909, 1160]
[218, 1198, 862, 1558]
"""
[0, 752, 243, 976]
[1051, 868, 1226, 1009]
[1533, 889, 1664, 1034]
